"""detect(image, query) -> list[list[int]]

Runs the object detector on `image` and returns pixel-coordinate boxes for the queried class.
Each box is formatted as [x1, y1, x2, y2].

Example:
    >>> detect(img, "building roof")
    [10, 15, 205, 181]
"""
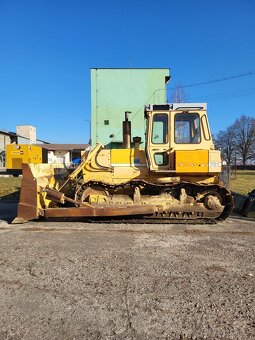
[35, 139, 49, 144]
[0, 129, 49, 144]
[35, 144, 89, 151]
[0, 129, 17, 136]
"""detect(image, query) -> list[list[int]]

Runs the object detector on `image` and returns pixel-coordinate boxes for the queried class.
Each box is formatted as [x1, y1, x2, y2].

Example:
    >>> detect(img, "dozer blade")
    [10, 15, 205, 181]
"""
[12, 164, 39, 224]
[12, 163, 68, 224]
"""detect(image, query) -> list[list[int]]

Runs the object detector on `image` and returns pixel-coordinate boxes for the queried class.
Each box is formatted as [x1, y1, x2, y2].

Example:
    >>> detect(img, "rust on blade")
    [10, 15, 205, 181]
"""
[45, 205, 155, 218]
[12, 164, 39, 224]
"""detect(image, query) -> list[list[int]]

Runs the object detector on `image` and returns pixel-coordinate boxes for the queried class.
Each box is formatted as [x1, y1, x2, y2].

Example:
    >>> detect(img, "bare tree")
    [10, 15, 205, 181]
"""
[215, 128, 236, 165]
[232, 115, 255, 166]
[169, 84, 187, 103]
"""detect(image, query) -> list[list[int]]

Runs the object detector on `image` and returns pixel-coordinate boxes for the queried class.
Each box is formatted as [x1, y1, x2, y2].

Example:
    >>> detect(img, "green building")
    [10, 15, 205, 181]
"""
[90, 68, 170, 148]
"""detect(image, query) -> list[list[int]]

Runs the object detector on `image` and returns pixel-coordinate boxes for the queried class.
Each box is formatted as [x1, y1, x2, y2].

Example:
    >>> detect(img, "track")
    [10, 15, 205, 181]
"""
[82, 217, 217, 225]
[74, 180, 234, 223]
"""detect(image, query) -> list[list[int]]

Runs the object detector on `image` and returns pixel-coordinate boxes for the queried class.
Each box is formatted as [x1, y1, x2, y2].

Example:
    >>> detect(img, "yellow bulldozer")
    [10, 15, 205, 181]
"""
[13, 103, 233, 224]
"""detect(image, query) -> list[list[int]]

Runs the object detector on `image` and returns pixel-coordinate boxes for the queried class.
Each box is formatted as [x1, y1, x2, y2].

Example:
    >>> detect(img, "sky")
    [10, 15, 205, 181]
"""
[0, 0, 254, 143]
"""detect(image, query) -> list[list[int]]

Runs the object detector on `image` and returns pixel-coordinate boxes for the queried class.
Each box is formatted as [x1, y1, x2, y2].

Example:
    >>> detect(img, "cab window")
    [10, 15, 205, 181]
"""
[175, 113, 201, 144]
[152, 114, 168, 144]
[154, 152, 169, 166]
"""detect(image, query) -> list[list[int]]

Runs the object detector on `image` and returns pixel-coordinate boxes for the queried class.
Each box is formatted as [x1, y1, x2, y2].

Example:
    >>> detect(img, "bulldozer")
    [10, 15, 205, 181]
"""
[13, 103, 233, 224]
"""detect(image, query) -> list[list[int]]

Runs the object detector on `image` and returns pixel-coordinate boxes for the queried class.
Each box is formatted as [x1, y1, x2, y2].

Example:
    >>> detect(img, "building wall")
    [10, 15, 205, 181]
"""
[91, 68, 170, 148]
[16, 125, 36, 144]
[0, 134, 12, 152]
[17, 136, 31, 144]
[0, 133, 17, 167]
[47, 151, 70, 164]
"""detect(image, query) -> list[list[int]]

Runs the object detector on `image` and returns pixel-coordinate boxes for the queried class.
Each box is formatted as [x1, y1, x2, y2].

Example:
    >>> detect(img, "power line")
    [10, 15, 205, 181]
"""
[192, 88, 255, 101]
[190, 87, 255, 102]
[169, 70, 255, 89]
[195, 91, 255, 103]
[104, 72, 255, 140]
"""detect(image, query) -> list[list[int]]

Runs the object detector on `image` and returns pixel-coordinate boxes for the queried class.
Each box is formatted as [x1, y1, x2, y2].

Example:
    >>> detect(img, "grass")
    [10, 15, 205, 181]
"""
[0, 170, 254, 199]
[229, 170, 255, 195]
[0, 177, 21, 199]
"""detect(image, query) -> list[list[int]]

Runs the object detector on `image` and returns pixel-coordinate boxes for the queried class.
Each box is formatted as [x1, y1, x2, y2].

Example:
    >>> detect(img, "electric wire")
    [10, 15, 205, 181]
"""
[191, 87, 255, 99]
[189, 87, 255, 102]
[107, 70, 255, 142]
[169, 70, 255, 89]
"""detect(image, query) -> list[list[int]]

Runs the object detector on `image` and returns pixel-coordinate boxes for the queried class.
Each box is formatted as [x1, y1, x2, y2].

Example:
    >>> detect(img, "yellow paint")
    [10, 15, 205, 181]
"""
[175, 150, 209, 173]
[111, 149, 134, 165]
[209, 150, 222, 173]
[89, 195, 108, 204]
[6, 144, 45, 170]
[110, 148, 147, 166]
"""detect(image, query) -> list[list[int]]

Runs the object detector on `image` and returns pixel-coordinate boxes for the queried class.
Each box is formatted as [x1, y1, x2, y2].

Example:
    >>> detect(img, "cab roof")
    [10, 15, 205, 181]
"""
[145, 103, 207, 112]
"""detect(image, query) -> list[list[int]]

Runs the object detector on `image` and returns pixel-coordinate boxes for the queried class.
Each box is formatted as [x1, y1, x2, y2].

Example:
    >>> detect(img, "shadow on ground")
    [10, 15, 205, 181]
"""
[0, 191, 19, 223]
[0, 190, 254, 225]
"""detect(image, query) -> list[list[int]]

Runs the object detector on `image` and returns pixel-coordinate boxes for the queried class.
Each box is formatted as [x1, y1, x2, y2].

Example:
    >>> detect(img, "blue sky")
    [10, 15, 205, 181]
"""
[0, 0, 254, 143]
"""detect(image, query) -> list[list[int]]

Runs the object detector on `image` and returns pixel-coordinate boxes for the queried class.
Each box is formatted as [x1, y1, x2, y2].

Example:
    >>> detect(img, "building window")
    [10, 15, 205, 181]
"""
[104, 120, 109, 125]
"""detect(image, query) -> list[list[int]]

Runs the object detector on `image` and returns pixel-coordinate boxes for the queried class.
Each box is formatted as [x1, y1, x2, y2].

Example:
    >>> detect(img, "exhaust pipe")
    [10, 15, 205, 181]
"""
[133, 136, 141, 149]
[123, 111, 131, 149]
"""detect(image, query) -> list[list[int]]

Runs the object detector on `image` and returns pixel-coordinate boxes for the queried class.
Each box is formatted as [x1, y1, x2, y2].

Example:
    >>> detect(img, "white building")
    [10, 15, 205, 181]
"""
[37, 144, 89, 165]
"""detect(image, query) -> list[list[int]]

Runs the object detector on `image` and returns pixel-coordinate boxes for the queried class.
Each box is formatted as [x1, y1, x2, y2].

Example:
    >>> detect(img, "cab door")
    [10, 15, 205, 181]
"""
[146, 112, 172, 171]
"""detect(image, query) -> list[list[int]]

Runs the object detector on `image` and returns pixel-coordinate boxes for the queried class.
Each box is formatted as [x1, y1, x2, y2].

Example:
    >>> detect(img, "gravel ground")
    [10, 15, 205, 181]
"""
[0, 201, 254, 339]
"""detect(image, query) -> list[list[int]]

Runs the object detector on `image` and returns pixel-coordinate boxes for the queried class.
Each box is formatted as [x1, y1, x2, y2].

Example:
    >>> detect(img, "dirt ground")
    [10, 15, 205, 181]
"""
[0, 201, 254, 339]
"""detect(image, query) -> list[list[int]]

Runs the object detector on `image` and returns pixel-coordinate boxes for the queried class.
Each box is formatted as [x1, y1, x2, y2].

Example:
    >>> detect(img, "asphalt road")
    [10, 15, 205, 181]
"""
[0, 201, 254, 339]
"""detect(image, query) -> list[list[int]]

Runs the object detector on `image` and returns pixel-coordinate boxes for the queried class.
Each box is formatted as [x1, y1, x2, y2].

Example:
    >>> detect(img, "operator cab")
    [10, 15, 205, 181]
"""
[145, 103, 215, 172]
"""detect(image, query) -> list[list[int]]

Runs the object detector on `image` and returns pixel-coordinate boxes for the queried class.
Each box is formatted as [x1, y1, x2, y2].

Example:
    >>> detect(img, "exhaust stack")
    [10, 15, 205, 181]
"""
[123, 111, 131, 149]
